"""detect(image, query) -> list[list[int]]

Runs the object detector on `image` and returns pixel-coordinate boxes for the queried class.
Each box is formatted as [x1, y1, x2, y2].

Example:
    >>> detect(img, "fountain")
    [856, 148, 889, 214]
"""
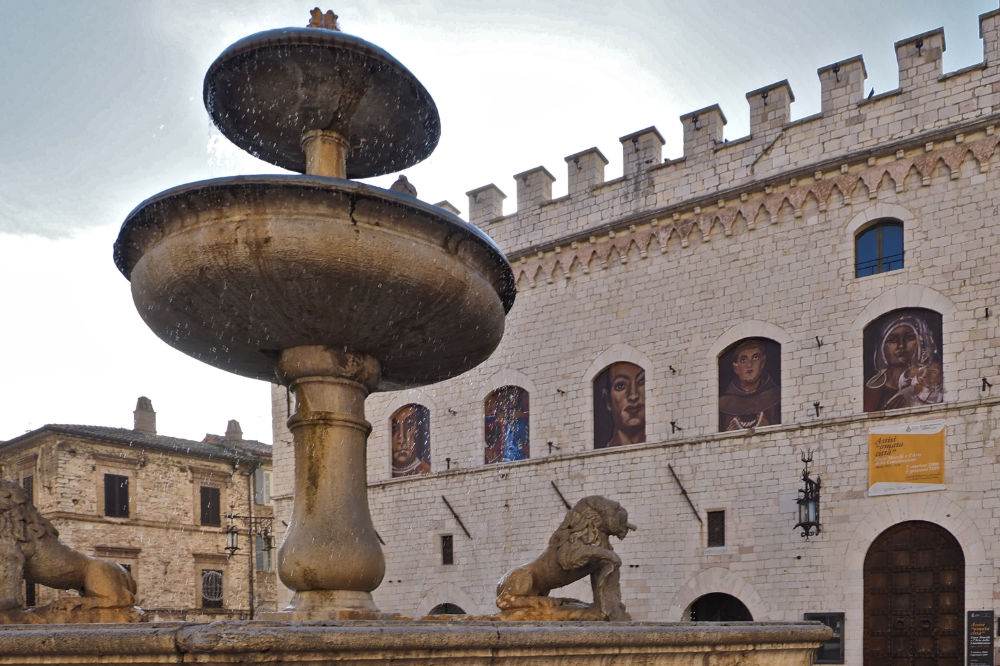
[113, 12, 514, 621]
[0, 11, 831, 665]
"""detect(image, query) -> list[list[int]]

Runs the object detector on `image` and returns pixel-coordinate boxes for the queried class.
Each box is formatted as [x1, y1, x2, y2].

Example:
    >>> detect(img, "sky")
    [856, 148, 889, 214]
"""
[0, 1, 995, 443]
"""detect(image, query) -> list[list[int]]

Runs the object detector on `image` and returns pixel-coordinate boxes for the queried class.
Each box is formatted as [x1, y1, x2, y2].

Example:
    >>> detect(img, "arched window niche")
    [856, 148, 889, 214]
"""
[390, 404, 431, 477]
[718, 338, 781, 432]
[484, 386, 529, 464]
[863, 308, 943, 412]
[593, 362, 646, 448]
[855, 218, 903, 277]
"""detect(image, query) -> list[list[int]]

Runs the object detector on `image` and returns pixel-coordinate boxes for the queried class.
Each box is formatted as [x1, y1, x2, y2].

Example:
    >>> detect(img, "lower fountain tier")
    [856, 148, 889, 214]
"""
[113, 176, 516, 389]
[0, 620, 832, 665]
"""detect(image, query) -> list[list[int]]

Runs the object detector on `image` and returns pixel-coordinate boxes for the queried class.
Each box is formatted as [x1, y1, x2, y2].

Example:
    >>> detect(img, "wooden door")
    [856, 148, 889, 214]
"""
[864, 521, 964, 665]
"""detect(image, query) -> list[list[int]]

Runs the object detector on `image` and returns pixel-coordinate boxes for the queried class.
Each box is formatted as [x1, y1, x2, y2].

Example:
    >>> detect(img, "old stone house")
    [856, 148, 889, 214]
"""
[0, 397, 275, 621]
[264, 7, 1000, 665]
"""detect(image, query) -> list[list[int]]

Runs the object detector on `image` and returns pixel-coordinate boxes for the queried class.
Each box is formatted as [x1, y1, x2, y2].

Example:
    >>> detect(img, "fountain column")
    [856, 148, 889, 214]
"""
[275, 346, 384, 617]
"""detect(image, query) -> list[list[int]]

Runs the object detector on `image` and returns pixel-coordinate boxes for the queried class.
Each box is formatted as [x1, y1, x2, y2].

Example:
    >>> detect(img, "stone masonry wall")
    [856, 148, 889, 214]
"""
[270, 9, 1000, 664]
[1, 435, 276, 619]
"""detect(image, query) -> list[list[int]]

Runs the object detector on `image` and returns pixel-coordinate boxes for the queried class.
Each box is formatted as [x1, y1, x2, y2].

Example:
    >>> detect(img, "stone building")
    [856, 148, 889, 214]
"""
[0, 397, 275, 621]
[267, 7, 1000, 664]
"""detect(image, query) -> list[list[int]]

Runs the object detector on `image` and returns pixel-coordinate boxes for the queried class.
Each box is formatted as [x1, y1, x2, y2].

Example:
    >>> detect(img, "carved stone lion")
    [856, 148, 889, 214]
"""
[496, 496, 635, 621]
[0, 479, 140, 624]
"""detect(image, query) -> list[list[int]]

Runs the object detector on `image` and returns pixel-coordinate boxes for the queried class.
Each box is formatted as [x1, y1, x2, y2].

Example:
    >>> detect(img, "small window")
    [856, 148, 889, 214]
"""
[104, 474, 129, 517]
[441, 535, 454, 565]
[707, 510, 725, 547]
[21, 476, 33, 503]
[855, 219, 903, 277]
[255, 534, 273, 572]
[200, 486, 221, 526]
[253, 469, 271, 505]
[805, 612, 845, 663]
[201, 569, 224, 609]
[24, 580, 36, 608]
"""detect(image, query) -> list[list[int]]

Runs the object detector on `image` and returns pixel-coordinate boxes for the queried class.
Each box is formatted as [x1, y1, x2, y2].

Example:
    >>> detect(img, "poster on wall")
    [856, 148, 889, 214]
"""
[868, 420, 945, 496]
[968, 610, 994, 666]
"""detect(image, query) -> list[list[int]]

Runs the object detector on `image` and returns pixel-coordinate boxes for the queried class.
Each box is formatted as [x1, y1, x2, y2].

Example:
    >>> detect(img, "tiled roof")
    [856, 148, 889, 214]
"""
[1, 424, 271, 463]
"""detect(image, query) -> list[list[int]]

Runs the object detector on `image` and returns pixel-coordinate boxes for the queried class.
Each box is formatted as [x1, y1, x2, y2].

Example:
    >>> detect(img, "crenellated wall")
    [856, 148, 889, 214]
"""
[465, 9, 1000, 259]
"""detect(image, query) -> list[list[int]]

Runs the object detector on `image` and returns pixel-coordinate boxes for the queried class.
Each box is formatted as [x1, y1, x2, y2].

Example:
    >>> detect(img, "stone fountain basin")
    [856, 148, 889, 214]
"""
[204, 27, 440, 179]
[113, 176, 515, 390]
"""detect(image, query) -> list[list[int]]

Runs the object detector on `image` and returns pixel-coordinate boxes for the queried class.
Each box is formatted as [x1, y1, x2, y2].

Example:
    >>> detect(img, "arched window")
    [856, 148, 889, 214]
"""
[593, 362, 645, 448]
[863, 308, 943, 412]
[390, 404, 430, 477]
[855, 219, 903, 277]
[484, 386, 529, 463]
[718, 338, 781, 431]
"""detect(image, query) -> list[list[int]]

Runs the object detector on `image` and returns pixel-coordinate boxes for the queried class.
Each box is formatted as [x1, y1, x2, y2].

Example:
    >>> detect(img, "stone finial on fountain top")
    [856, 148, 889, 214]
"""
[308, 8, 341, 30]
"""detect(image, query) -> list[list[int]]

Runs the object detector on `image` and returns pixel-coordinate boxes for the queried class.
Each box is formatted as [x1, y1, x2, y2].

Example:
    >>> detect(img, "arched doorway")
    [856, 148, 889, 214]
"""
[864, 521, 964, 664]
[428, 602, 466, 615]
[686, 593, 753, 621]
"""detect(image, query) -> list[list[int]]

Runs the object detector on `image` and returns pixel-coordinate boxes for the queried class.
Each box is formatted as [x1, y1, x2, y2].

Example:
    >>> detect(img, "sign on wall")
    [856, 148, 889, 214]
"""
[967, 610, 994, 666]
[868, 420, 945, 496]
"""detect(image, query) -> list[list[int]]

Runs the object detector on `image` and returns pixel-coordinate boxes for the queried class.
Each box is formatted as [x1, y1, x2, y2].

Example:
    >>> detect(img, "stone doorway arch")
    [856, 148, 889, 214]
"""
[863, 520, 963, 665]
[685, 593, 753, 621]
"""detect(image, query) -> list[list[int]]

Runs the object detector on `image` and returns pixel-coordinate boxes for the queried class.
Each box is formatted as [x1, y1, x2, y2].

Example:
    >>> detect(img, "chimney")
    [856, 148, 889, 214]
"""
[134, 397, 156, 435]
[225, 419, 243, 443]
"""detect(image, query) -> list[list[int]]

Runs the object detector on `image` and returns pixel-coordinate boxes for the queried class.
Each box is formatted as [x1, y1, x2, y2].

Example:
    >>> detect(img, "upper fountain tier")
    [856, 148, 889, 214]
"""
[114, 19, 514, 391]
[204, 25, 439, 178]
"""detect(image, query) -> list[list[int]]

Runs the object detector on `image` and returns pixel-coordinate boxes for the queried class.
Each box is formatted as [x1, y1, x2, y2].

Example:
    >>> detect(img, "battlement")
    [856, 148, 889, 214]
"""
[463, 8, 1000, 255]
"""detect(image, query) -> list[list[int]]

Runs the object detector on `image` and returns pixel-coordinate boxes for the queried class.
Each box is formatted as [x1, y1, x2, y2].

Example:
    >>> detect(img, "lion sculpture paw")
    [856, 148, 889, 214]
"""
[496, 496, 635, 621]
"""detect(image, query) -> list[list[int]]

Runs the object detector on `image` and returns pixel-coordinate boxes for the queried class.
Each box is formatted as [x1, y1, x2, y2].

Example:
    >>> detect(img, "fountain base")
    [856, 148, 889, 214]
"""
[259, 591, 399, 621]
[0, 620, 831, 664]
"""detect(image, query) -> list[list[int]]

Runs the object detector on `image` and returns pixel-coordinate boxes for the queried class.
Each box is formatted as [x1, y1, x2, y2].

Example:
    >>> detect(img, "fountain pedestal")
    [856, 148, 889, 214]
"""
[271, 346, 385, 618]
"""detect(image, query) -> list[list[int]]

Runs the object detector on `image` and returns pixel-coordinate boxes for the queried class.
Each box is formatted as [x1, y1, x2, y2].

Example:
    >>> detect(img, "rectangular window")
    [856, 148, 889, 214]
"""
[200, 569, 224, 609]
[24, 580, 36, 607]
[441, 534, 454, 565]
[21, 475, 33, 502]
[707, 510, 725, 548]
[253, 469, 271, 505]
[255, 534, 273, 572]
[200, 486, 221, 526]
[104, 474, 129, 517]
[804, 612, 845, 663]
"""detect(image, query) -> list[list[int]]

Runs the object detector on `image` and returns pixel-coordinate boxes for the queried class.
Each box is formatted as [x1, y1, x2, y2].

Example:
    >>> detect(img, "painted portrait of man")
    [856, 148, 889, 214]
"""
[390, 404, 431, 477]
[484, 386, 529, 464]
[593, 362, 646, 448]
[863, 308, 943, 412]
[718, 338, 781, 431]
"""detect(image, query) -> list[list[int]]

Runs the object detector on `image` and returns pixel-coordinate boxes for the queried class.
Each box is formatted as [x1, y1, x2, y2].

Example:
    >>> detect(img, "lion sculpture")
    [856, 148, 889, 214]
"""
[0, 479, 139, 624]
[496, 496, 635, 621]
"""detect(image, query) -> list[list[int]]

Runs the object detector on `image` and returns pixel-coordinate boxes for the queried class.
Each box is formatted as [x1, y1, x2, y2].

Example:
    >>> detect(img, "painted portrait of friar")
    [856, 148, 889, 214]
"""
[718, 338, 781, 431]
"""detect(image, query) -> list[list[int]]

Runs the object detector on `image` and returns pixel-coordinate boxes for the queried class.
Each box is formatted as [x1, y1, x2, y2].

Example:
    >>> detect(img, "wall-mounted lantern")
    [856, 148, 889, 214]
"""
[225, 515, 240, 557]
[794, 450, 821, 539]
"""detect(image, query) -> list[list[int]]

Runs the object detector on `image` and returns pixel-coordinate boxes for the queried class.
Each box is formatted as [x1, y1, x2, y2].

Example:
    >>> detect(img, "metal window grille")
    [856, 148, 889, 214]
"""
[201, 570, 224, 608]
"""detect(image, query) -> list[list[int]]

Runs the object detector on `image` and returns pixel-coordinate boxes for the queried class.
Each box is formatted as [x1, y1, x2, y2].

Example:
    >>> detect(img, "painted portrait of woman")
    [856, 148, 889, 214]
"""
[390, 404, 431, 477]
[593, 362, 646, 448]
[863, 309, 943, 412]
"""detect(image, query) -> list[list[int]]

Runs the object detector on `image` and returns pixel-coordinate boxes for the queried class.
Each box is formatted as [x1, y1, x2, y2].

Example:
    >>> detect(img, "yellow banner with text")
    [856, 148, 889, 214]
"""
[868, 420, 945, 496]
